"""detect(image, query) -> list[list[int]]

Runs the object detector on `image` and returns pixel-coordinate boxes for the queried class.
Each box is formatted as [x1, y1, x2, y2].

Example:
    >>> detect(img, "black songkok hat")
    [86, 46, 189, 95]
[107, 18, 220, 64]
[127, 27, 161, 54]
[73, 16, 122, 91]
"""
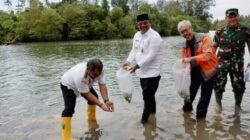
[226, 8, 239, 16]
[137, 13, 149, 22]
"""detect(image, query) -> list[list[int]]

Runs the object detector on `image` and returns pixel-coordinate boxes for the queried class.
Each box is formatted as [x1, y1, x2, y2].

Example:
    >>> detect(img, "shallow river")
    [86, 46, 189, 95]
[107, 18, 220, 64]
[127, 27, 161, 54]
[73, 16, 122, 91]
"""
[0, 36, 250, 140]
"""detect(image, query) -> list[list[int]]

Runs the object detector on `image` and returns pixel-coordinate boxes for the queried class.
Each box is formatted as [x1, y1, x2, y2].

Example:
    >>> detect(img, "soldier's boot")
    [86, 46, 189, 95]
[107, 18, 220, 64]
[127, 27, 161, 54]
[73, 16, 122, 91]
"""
[234, 92, 243, 114]
[215, 92, 223, 113]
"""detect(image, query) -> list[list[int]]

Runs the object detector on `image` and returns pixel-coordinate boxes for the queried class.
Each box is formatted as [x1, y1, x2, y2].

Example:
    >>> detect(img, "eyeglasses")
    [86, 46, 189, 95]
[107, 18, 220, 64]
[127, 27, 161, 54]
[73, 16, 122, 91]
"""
[180, 28, 190, 34]
[137, 21, 149, 26]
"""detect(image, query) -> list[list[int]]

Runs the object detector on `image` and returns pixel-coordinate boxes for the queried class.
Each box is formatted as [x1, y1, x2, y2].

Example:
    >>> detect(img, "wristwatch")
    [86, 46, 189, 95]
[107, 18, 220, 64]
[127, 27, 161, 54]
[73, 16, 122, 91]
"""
[104, 99, 109, 103]
[135, 64, 140, 69]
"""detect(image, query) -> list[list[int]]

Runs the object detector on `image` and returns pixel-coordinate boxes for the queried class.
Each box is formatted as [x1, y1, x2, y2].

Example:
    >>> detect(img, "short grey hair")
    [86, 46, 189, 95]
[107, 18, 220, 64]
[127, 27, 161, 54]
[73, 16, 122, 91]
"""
[177, 20, 193, 32]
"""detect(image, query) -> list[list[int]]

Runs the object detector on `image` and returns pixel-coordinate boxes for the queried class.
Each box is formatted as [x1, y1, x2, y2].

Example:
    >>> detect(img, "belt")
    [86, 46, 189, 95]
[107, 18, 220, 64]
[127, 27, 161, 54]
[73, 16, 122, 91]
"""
[219, 48, 231, 52]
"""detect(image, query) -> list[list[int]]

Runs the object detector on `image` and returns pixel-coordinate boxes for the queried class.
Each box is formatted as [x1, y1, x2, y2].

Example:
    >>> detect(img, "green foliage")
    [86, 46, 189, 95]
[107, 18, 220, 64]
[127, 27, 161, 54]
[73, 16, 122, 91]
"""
[110, 6, 124, 22]
[62, 0, 78, 4]
[59, 4, 88, 40]
[102, 17, 117, 39]
[240, 15, 250, 28]
[118, 15, 136, 38]
[156, 0, 167, 11]
[29, 0, 43, 9]
[179, 0, 215, 20]
[211, 15, 250, 30]
[102, 0, 109, 16]
[15, 7, 64, 41]
[164, 1, 185, 16]
[0, 11, 17, 41]
[156, 12, 171, 36]
[31, 8, 64, 41]
[170, 15, 197, 35]
[111, 0, 129, 14]
[0, 0, 218, 42]
[129, 0, 143, 11]
[89, 20, 106, 39]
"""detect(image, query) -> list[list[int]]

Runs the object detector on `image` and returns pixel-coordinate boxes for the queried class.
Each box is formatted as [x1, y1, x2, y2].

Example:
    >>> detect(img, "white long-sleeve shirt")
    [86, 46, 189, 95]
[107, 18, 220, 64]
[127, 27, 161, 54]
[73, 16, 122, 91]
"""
[61, 63, 105, 96]
[127, 28, 163, 78]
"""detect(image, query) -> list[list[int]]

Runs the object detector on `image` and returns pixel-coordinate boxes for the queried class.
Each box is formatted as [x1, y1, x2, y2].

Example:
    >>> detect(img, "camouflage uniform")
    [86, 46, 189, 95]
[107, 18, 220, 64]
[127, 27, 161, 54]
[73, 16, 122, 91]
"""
[214, 24, 250, 104]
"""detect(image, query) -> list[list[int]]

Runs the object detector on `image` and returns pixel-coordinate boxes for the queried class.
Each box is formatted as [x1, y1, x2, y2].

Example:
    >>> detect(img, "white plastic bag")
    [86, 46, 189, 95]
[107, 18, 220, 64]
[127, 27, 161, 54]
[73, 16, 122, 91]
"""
[244, 66, 250, 82]
[172, 59, 190, 99]
[116, 68, 133, 103]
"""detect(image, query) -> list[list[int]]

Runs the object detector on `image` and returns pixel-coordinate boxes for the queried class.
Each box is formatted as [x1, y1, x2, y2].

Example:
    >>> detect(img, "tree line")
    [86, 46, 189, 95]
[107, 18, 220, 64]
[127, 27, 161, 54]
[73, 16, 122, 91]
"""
[0, 0, 248, 43]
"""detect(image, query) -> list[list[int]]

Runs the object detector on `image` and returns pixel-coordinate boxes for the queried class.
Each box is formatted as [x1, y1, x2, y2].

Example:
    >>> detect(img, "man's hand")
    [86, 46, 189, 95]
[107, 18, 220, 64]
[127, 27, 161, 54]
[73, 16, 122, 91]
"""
[128, 64, 140, 73]
[122, 61, 130, 70]
[128, 64, 137, 73]
[105, 101, 114, 112]
[182, 57, 192, 63]
[100, 103, 112, 112]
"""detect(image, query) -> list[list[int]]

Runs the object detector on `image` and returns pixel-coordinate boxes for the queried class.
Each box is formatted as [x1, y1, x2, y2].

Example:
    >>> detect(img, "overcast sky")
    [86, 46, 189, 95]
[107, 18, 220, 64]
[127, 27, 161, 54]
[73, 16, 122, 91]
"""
[0, 0, 249, 21]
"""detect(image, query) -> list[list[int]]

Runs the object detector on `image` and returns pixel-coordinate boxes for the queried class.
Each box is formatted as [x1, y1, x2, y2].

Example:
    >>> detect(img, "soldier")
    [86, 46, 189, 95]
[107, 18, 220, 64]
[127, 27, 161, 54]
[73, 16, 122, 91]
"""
[213, 8, 250, 113]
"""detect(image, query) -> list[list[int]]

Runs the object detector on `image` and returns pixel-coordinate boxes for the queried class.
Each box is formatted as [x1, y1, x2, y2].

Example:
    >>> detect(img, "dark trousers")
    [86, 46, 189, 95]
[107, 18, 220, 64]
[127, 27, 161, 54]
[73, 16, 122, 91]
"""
[61, 84, 98, 117]
[140, 76, 161, 114]
[85, 88, 98, 105]
[186, 68, 217, 118]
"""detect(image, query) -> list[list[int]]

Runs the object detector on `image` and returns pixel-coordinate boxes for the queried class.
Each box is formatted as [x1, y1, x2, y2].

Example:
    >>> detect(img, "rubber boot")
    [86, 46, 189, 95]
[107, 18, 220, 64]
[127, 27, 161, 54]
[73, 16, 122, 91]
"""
[61, 117, 73, 140]
[234, 92, 243, 114]
[87, 105, 96, 121]
[215, 92, 223, 113]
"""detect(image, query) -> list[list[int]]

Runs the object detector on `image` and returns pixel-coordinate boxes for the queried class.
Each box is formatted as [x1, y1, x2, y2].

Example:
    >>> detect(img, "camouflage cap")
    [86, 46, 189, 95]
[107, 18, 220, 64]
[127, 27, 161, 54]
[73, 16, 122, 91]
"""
[226, 8, 239, 16]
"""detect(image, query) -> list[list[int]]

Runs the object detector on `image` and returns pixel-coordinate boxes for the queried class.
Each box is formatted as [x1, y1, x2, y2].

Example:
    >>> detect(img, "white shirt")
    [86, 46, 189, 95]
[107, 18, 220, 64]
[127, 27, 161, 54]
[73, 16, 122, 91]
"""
[127, 28, 163, 78]
[61, 63, 105, 96]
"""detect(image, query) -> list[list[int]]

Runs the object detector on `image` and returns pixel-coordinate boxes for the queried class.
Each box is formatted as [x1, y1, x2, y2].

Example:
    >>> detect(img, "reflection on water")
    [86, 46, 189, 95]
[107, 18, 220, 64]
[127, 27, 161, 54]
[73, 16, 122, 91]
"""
[183, 112, 211, 140]
[81, 121, 103, 140]
[143, 115, 158, 140]
[0, 37, 250, 140]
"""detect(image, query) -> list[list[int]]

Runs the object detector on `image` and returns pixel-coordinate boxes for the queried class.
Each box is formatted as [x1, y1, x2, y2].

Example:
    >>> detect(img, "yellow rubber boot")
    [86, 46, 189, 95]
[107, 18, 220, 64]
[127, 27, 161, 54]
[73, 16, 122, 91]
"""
[87, 105, 96, 121]
[61, 117, 73, 140]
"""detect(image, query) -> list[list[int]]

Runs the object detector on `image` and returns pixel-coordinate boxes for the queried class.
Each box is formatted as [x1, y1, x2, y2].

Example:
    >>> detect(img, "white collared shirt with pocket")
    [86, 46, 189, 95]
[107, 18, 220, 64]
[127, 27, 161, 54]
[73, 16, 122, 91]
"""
[127, 28, 163, 78]
[61, 63, 105, 96]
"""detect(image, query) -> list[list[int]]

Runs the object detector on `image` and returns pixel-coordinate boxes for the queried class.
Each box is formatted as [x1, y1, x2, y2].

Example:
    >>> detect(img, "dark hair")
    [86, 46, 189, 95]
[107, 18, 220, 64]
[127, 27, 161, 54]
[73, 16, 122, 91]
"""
[87, 58, 103, 71]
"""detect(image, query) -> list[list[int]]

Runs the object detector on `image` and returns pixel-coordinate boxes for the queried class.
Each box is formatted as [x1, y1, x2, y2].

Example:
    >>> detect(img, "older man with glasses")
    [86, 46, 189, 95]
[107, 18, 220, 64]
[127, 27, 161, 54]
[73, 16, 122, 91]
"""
[178, 20, 219, 119]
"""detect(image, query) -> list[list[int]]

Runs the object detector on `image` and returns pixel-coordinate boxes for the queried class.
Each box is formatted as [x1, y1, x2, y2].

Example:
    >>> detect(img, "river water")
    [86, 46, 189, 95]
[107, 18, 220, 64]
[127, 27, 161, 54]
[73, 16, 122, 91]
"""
[0, 36, 250, 140]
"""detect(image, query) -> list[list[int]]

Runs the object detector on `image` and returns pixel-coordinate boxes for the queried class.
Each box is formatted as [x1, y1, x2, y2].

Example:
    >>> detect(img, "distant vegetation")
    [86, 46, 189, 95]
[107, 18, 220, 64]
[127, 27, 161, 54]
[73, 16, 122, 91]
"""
[211, 15, 250, 30]
[1, 0, 247, 43]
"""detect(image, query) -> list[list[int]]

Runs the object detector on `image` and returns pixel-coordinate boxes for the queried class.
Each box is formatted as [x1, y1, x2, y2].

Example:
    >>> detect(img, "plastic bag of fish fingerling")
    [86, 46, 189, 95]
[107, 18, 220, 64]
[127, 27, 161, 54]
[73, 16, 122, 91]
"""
[244, 66, 250, 82]
[116, 68, 133, 103]
[123, 92, 132, 103]
[172, 59, 191, 99]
